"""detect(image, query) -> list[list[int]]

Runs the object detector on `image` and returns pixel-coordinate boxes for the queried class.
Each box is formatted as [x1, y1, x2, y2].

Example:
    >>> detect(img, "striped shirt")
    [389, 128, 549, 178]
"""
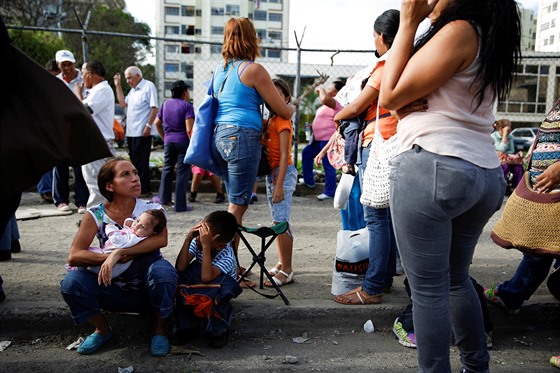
[188, 240, 237, 279]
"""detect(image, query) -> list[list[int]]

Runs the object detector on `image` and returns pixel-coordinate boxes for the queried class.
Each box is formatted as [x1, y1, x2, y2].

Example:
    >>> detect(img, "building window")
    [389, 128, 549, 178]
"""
[195, 28, 201, 35]
[254, 10, 266, 21]
[268, 31, 282, 41]
[165, 26, 180, 35]
[211, 26, 224, 35]
[211, 45, 221, 54]
[268, 13, 282, 22]
[550, 35, 555, 44]
[269, 0, 282, 3]
[211, 7, 224, 16]
[267, 49, 281, 58]
[196, 9, 202, 16]
[181, 6, 195, 17]
[165, 45, 179, 54]
[181, 63, 194, 79]
[165, 7, 180, 16]
[226, 5, 240, 16]
[498, 62, 550, 114]
[551, 19, 556, 28]
[164, 63, 179, 73]
[181, 24, 195, 35]
[256, 28, 266, 41]
[181, 43, 191, 54]
[553, 2, 558, 11]
[541, 22, 550, 31]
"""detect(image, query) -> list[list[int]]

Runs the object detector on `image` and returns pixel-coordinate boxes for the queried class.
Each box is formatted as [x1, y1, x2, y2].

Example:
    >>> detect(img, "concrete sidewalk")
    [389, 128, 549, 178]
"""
[3, 188, 558, 325]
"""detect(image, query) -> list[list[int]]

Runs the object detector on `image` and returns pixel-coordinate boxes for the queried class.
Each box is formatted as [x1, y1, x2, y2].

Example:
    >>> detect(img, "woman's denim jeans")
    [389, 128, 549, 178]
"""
[60, 259, 177, 324]
[158, 142, 190, 212]
[358, 146, 396, 296]
[213, 124, 260, 206]
[389, 146, 505, 373]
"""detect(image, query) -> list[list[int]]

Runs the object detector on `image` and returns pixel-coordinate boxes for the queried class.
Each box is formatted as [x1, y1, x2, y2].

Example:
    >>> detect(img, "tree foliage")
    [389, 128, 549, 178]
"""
[8, 28, 65, 67]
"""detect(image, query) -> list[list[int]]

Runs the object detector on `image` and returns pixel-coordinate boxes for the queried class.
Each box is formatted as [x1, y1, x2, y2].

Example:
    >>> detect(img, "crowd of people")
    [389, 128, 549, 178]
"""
[1, 3, 559, 370]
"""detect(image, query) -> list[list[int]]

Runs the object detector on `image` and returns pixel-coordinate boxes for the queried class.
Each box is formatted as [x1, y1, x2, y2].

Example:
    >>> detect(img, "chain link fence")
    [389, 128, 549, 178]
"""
[7, 25, 560, 145]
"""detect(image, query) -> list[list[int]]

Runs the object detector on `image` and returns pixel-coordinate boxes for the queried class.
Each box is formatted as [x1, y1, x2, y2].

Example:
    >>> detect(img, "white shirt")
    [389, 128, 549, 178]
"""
[57, 69, 85, 94]
[83, 80, 115, 142]
[125, 78, 158, 137]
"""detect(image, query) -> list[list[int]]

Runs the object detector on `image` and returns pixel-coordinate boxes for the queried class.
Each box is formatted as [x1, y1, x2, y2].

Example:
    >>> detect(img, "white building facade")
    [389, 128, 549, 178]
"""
[536, 0, 560, 52]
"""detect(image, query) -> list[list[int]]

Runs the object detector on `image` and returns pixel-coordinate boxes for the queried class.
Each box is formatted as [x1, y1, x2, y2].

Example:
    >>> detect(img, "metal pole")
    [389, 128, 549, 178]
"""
[73, 7, 90, 63]
[293, 28, 305, 170]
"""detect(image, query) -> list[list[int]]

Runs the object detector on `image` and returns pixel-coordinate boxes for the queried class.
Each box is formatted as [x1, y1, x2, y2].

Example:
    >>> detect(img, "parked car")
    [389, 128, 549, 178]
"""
[510, 127, 538, 151]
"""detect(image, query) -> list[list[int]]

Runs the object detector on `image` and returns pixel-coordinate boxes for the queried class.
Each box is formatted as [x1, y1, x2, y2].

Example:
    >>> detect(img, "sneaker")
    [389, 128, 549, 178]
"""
[251, 194, 258, 202]
[40, 192, 53, 203]
[57, 203, 71, 212]
[77, 206, 87, 214]
[77, 330, 113, 354]
[392, 318, 417, 348]
[484, 284, 520, 315]
[150, 334, 170, 357]
[550, 355, 560, 368]
[11, 240, 21, 253]
[214, 193, 226, 203]
[188, 192, 197, 202]
[396, 256, 404, 276]
[316, 193, 333, 201]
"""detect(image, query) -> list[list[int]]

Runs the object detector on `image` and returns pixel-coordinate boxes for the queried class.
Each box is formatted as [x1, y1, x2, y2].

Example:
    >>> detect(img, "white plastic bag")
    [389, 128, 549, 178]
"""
[331, 228, 369, 295]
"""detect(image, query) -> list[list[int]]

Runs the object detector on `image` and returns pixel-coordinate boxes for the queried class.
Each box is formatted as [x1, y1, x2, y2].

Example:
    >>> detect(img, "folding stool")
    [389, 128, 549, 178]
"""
[236, 222, 290, 305]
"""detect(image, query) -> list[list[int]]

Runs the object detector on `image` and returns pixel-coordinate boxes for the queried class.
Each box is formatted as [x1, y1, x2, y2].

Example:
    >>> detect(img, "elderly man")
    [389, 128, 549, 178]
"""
[53, 50, 89, 213]
[114, 66, 158, 196]
[74, 61, 115, 208]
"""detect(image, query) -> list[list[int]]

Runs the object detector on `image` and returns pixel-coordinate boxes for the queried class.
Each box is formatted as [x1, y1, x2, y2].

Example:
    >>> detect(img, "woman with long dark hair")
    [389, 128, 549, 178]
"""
[333, 9, 400, 305]
[380, 1, 521, 371]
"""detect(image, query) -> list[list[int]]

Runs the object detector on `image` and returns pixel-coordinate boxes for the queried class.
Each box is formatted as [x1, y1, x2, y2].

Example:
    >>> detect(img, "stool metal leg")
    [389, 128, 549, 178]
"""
[236, 231, 290, 305]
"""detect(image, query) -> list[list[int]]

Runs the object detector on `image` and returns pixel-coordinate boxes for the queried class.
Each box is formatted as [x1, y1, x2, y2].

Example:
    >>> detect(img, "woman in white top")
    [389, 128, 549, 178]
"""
[379, 1, 521, 372]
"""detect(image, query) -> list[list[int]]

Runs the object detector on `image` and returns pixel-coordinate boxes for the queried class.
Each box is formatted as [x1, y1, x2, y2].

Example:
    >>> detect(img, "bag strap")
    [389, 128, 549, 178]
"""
[216, 61, 241, 99]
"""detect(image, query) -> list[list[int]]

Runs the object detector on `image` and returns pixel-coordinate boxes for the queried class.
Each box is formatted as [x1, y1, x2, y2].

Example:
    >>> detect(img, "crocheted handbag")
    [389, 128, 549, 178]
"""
[491, 100, 560, 255]
[360, 101, 398, 209]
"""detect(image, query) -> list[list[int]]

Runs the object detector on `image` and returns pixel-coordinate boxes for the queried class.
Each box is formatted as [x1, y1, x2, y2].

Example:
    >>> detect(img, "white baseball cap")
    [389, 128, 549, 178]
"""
[55, 50, 75, 63]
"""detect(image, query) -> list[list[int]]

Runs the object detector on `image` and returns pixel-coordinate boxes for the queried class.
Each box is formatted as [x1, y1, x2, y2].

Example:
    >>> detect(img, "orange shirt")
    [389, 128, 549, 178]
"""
[263, 116, 293, 169]
[361, 61, 398, 146]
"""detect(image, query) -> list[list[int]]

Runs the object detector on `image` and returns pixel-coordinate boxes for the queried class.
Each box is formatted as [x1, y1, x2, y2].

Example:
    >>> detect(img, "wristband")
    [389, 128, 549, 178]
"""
[145, 123, 152, 129]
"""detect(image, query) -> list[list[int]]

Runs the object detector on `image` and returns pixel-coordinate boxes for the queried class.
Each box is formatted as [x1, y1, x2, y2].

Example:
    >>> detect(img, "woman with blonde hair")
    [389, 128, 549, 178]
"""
[211, 18, 294, 268]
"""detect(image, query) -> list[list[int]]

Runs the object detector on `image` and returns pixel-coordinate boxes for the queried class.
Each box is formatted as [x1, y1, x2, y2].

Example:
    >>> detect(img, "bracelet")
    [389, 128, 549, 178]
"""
[145, 123, 152, 129]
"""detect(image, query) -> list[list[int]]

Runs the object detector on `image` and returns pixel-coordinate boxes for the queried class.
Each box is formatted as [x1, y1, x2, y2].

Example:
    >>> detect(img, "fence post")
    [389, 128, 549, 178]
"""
[293, 29, 304, 170]
[73, 7, 90, 63]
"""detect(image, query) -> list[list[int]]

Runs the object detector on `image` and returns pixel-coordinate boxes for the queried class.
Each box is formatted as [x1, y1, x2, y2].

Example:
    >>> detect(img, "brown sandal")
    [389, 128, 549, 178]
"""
[334, 290, 382, 305]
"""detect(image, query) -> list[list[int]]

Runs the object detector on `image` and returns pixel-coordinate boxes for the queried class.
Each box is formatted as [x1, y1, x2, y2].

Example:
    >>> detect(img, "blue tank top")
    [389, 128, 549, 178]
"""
[214, 61, 264, 132]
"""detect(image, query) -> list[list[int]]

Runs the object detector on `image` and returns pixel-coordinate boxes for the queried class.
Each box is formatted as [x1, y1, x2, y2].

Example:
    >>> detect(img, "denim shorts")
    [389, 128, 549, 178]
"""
[213, 124, 261, 206]
[266, 164, 297, 223]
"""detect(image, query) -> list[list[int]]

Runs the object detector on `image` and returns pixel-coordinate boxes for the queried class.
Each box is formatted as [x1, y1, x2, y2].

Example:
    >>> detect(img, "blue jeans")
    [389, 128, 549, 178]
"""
[158, 142, 191, 212]
[358, 146, 396, 295]
[60, 259, 177, 324]
[53, 163, 88, 207]
[0, 215, 19, 251]
[213, 124, 260, 206]
[390, 146, 505, 373]
[37, 169, 53, 194]
[497, 255, 557, 309]
[301, 139, 337, 197]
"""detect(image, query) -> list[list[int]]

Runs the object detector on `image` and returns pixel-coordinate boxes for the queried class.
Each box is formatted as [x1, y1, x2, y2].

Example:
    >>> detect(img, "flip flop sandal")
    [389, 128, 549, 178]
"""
[334, 290, 382, 305]
[269, 262, 283, 276]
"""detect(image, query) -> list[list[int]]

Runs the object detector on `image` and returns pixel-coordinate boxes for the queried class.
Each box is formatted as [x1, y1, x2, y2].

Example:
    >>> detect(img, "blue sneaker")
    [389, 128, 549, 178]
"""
[484, 284, 520, 315]
[77, 330, 113, 354]
[150, 335, 170, 357]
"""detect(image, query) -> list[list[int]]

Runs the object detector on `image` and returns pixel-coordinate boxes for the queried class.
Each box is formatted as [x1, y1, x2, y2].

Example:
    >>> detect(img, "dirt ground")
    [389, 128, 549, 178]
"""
[1, 188, 559, 372]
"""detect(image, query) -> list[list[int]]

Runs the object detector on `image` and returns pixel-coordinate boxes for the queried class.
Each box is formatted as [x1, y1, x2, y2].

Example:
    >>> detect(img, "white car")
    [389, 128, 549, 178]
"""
[510, 127, 538, 151]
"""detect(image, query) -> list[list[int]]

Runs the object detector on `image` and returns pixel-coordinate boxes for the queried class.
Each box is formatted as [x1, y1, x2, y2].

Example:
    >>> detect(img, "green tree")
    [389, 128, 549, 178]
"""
[63, 5, 152, 93]
[8, 29, 66, 67]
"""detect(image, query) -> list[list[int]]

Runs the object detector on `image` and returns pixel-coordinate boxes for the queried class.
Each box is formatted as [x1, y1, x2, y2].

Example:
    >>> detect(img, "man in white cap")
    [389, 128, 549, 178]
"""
[114, 66, 158, 196]
[53, 49, 89, 214]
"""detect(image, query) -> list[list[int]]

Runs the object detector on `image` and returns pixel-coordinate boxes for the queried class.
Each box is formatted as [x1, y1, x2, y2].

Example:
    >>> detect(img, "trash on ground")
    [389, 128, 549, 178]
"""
[169, 345, 204, 356]
[283, 355, 299, 364]
[66, 337, 84, 350]
[0, 341, 11, 351]
[363, 319, 375, 333]
[118, 366, 134, 373]
[292, 336, 309, 344]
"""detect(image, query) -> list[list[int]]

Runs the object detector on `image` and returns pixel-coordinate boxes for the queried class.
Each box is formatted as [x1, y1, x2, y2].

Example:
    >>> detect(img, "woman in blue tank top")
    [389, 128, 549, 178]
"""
[211, 17, 294, 266]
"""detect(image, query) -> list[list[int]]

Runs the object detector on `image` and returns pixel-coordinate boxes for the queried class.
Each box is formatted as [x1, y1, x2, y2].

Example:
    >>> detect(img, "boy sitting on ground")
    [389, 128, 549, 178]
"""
[172, 211, 242, 348]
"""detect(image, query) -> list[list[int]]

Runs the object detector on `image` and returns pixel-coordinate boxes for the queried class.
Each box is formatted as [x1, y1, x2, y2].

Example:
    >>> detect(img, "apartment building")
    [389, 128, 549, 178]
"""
[155, 0, 291, 99]
[536, 0, 560, 52]
[520, 7, 538, 51]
